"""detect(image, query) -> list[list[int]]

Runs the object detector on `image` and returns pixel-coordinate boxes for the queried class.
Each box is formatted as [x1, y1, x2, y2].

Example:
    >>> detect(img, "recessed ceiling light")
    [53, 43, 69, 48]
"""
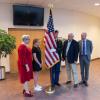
[94, 3, 100, 6]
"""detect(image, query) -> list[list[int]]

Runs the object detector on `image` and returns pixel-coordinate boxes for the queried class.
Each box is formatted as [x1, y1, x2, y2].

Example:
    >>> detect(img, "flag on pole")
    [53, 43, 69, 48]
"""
[44, 9, 59, 68]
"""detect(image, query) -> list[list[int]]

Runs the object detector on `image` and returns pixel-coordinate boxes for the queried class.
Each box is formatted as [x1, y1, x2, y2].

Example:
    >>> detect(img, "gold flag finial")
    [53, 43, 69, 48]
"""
[48, 3, 54, 9]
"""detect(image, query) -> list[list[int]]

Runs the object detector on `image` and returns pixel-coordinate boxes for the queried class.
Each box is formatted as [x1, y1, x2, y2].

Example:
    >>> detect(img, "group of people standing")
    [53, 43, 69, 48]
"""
[17, 30, 93, 97]
[18, 36, 42, 97]
[52, 31, 93, 89]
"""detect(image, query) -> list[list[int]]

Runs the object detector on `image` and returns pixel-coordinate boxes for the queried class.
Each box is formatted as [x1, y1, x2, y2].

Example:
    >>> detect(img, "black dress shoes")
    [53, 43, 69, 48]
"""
[56, 83, 61, 87]
[66, 81, 72, 85]
[79, 81, 88, 87]
[79, 81, 85, 85]
[84, 81, 88, 87]
[74, 84, 78, 88]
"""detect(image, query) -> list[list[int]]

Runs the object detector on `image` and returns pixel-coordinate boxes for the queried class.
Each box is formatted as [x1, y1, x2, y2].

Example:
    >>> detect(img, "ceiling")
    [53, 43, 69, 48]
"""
[0, 0, 100, 18]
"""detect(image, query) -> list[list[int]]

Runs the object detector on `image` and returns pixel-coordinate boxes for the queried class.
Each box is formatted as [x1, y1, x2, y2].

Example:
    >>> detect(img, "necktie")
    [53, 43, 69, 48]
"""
[83, 40, 85, 55]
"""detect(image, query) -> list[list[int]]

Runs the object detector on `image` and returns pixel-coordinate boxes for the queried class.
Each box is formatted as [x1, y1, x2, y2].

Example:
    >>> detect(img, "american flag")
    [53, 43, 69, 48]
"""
[44, 9, 59, 68]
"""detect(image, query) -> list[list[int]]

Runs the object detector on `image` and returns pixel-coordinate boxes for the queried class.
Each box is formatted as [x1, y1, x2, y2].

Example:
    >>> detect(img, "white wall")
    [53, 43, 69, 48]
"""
[0, 3, 100, 72]
[44, 8, 100, 59]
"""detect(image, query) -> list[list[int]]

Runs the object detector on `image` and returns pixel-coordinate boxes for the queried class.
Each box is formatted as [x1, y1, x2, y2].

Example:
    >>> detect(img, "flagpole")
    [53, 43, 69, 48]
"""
[45, 68, 55, 94]
[45, 3, 55, 94]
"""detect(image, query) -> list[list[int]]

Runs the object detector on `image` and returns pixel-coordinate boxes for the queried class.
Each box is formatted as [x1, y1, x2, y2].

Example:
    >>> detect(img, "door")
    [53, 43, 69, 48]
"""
[8, 28, 46, 73]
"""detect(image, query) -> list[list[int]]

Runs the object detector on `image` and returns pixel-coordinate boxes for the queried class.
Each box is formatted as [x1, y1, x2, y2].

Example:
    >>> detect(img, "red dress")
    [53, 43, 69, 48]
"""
[18, 44, 33, 84]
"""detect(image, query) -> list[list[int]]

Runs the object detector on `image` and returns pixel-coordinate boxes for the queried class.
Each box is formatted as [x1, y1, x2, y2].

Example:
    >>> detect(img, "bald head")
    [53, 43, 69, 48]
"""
[68, 33, 74, 40]
[81, 32, 87, 40]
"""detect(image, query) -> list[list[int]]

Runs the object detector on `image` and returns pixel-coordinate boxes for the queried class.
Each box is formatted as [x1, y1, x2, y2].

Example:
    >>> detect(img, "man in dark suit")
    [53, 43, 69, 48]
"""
[62, 33, 79, 88]
[79, 32, 93, 86]
[51, 30, 63, 87]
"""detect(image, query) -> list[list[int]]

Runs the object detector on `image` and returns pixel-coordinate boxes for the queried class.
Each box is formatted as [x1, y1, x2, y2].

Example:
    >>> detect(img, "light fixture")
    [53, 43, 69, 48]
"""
[94, 3, 100, 6]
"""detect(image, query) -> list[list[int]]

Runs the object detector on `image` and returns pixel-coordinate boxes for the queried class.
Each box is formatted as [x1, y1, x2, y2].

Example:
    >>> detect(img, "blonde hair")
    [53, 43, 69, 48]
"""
[33, 39, 39, 46]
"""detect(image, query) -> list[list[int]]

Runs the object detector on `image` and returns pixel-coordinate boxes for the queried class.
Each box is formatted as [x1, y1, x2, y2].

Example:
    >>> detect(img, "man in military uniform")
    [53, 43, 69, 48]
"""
[51, 30, 63, 87]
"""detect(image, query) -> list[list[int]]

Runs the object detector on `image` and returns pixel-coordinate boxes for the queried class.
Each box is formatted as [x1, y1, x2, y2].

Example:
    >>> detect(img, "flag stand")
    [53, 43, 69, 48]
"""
[45, 68, 55, 94]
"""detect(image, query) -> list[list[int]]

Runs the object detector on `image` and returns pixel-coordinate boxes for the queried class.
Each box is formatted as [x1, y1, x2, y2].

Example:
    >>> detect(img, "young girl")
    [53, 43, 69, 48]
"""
[32, 39, 42, 91]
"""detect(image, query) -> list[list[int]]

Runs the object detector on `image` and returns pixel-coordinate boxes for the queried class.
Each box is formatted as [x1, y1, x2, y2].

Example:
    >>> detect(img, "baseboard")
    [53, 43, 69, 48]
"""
[91, 57, 100, 61]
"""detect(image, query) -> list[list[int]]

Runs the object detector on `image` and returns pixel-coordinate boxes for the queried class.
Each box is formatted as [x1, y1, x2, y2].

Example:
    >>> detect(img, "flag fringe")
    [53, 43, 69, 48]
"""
[46, 60, 60, 69]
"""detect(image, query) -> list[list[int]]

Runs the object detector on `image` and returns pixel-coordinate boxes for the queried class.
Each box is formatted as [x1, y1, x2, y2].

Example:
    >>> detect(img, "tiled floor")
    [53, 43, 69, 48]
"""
[0, 59, 100, 100]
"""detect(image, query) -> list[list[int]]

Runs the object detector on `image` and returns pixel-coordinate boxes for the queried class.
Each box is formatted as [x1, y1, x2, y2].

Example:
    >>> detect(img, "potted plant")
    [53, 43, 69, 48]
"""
[0, 29, 16, 79]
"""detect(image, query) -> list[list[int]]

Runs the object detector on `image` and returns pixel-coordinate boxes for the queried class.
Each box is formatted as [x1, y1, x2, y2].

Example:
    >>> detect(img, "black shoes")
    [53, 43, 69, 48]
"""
[79, 81, 85, 85]
[66, 81, 72, 85]
[79, 81, 88, 87]
[66, 81, 78, 88]
[84, 81, 88, 87]
[74, 84, 78, 88]
[51, 83, 61, 88]
[56, 83, 61, 87]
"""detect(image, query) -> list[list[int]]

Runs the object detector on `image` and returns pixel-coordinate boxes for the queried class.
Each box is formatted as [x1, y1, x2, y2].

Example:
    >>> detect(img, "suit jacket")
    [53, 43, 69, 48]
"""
[56, 39, 63, 61]
[62, 39, 79, 64]
[79, 39, 93, 60]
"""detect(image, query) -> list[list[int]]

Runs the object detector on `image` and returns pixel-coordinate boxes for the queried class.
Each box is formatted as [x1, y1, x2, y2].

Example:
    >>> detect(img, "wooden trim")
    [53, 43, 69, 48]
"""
[91, 58, 100, 61]
[8, 28, 45, 31]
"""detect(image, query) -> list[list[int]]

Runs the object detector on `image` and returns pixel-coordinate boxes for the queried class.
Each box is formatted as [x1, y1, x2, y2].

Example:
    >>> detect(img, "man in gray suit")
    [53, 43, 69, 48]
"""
[79, 32, 93, 86]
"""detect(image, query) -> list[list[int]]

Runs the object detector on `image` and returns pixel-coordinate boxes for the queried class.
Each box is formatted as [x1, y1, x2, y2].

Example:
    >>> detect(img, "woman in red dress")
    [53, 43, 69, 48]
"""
[18, 35, 33, 97]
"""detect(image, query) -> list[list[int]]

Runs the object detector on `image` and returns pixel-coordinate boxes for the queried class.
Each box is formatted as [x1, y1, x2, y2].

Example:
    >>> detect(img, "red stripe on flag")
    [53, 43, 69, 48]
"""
[47, 32, 56, 49]
[45, 54, 52, 66]
[46, 47, 55, 62]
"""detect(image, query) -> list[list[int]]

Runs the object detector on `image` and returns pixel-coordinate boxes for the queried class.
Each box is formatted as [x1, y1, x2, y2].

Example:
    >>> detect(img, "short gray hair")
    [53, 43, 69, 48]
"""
[68, 33, 74, 37]
[82, 32, 87, 35]
[22, 35, 30, 41]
